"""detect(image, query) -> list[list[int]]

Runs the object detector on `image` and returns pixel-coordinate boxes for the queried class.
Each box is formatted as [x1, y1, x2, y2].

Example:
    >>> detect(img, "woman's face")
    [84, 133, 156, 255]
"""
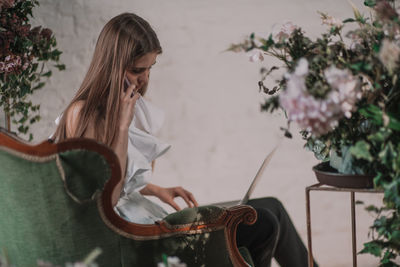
[126, 52, 158, 94]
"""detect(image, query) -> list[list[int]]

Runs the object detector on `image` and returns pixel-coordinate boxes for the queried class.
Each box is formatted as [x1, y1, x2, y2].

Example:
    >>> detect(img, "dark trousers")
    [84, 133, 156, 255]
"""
[236, 197, 317, 267]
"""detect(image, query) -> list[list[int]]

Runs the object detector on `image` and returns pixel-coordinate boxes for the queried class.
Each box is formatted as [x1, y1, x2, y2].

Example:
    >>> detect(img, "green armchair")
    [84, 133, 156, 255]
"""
[0, 128, 256, 266]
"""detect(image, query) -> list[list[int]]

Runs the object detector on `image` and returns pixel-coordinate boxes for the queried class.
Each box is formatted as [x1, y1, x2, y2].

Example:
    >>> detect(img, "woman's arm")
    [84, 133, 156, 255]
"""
[108, 84, 140, 206]
[66, 84, 140, 207]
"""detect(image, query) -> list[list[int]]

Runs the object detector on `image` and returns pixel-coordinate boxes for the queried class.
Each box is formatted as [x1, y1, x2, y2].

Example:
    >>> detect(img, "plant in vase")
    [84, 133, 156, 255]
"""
[230, 0, 400, 265]
[0, 0, 65, 140]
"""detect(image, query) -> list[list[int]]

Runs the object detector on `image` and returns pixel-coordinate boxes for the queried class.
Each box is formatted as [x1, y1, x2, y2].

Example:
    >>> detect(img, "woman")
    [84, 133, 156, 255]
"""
[53, 13, 316, 267]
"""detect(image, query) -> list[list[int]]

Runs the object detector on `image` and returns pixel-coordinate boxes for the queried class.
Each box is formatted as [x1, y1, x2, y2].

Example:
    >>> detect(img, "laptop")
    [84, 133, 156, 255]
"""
[211, 144, 279, 208]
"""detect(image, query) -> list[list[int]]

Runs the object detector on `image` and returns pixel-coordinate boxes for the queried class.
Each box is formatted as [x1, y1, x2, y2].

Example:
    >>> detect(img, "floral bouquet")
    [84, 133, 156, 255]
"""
[0, 0, 64, 139]
[230, 0, 400, 265]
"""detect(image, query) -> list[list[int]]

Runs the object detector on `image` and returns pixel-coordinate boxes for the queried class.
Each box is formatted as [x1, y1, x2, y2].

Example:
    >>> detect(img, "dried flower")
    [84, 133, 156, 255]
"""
[320, 13, 343, 29]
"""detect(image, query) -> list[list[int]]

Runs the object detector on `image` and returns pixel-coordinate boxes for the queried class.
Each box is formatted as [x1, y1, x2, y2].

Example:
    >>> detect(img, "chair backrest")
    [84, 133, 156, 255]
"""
[0, 129, 257, 267]
[0, 129, 122, 266]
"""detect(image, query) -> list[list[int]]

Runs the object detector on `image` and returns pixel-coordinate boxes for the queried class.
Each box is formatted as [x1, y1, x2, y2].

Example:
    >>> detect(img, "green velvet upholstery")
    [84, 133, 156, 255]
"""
[0, 136, 254, 266]
[0, 149, 121, 266]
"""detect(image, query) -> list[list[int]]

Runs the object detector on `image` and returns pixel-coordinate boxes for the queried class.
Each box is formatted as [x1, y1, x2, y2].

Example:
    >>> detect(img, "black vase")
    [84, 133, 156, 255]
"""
[312, 161, 374, 189]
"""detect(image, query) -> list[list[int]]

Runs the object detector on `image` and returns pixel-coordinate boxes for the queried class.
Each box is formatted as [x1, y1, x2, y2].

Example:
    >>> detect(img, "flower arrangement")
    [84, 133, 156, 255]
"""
[0, 247, 101, 267]
[230, 0, 400, 265]
[157, 254, 187, 267]
[0, 0, 65, 140]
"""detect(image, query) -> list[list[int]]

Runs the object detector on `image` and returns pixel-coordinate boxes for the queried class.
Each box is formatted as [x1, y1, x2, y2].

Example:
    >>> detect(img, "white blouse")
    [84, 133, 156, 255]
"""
[115, 96, 171, 224]
[55, 97, 171, 224]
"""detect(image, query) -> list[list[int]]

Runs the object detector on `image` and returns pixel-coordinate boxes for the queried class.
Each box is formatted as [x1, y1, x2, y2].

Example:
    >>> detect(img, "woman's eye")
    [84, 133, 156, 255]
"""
[132, 68, 145, 74]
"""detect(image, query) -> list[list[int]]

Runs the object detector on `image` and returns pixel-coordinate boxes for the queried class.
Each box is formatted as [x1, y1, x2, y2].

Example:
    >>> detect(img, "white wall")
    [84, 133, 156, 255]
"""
[28, 1, 385, 266]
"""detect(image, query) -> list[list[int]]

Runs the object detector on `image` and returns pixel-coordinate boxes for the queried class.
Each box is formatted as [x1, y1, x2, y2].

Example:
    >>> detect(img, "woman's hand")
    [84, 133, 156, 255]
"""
[119, 82, 140, 130]
[140, 183, 199, 211]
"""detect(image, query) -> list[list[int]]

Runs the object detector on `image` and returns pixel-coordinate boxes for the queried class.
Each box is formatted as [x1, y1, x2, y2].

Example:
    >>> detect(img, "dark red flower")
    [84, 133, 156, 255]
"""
[19, 24, 31, 36]
[0, 16, 6, 26]
[40, 28, 52, 41]
[0, 0, 15, 11]
[31, 26, 41, 35]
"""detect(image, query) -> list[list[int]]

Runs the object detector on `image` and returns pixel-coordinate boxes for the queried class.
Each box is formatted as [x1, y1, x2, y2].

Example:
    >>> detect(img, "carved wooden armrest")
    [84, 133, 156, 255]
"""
[0, 130, 257, 266]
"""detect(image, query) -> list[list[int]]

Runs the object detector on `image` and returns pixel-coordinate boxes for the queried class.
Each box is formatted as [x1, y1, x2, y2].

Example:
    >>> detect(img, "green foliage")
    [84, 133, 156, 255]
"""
[231, 0, 400, 264]
[350, 141, 373, 161]
[0, 0, 65, 140]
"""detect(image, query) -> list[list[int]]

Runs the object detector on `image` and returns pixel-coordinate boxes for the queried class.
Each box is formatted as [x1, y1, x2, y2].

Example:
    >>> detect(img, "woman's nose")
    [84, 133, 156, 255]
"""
[139, 70, 150, 84]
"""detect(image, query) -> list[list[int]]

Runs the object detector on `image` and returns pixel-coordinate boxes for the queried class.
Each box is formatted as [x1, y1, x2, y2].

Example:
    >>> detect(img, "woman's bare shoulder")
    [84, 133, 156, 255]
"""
[65, 100, 86, 138]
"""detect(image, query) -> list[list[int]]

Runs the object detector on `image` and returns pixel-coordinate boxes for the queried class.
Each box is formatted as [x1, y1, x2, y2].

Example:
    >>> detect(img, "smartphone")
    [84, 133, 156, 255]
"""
[124, 77, 131, 92]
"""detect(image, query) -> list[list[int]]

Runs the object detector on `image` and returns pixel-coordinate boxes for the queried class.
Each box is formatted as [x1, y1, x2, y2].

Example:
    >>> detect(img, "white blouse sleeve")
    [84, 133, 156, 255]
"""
[122, 96, 171, 195]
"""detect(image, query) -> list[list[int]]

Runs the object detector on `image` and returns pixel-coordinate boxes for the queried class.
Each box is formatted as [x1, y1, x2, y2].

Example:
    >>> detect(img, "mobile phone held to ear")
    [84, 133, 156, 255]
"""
[124, 77, 131, 92]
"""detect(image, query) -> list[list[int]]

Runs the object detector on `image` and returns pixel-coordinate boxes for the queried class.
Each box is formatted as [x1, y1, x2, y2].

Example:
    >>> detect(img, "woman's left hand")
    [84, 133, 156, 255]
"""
[140, 183, 198, 211]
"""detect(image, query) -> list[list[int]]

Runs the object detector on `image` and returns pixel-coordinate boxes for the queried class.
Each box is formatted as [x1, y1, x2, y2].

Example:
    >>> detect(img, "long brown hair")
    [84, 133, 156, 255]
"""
[53, 13, 161, 146]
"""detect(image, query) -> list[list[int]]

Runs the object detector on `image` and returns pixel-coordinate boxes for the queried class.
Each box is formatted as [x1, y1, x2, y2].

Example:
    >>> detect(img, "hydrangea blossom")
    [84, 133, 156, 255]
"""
[280, 58, 360, 136]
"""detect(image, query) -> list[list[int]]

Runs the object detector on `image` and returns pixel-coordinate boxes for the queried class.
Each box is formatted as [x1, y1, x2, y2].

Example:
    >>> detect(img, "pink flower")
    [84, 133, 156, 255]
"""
[272, 22, 298, 43]
[248, 50, 264, 62]
[280, 59, 360, 136]
[22, 62, 29, 70]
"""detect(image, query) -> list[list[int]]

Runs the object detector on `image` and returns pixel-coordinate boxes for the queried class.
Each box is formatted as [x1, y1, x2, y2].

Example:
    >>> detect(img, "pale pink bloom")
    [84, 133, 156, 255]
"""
[0, 62, 4, 72]
[379, 39, 400, 73]
[294, 58, 308, 76]
[22, 62, 29, 70]
[158, 256, 187, 267]
[280, 60, 360, 136]
[272, 21, 298, 43]
[5, 64, 13, 73]
[15, 56, 21, 66]
[248, 50, 264, 62]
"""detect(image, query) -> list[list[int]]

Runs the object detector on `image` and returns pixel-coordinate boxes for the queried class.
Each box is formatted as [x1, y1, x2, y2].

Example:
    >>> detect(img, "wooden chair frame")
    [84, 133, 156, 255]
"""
[0, 129, 257, 267]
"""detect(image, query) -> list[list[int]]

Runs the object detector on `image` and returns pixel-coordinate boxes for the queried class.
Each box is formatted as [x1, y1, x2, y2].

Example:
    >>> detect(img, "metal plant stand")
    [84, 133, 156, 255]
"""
[305, 183, 384, 267]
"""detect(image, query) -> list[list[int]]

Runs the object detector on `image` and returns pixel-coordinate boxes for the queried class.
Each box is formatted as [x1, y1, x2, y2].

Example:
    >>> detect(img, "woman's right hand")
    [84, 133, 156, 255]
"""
[119, 83, 140, 129]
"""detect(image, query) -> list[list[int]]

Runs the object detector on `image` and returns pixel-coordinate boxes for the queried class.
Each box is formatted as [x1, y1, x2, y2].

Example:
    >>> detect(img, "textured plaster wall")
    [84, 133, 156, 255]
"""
[18, 0, 387, 266]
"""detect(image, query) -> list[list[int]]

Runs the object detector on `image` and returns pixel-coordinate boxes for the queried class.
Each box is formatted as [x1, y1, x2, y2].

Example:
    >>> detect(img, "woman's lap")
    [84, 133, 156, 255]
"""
[236, 197, 313, 267]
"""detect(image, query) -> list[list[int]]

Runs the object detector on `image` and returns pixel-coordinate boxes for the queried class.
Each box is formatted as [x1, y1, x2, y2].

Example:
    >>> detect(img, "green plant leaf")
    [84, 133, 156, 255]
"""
[350, 141, 373, 161]
[365, 205, 379, 213]
[360, 241, 382, 257]
[379, 142, 397, 167]
[55, 64, 66, 71]
[364, 0, 376, 7]
[42, 71, 52, 77]
[343, 18, 356, 23]
[360, 105, 383, 125]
